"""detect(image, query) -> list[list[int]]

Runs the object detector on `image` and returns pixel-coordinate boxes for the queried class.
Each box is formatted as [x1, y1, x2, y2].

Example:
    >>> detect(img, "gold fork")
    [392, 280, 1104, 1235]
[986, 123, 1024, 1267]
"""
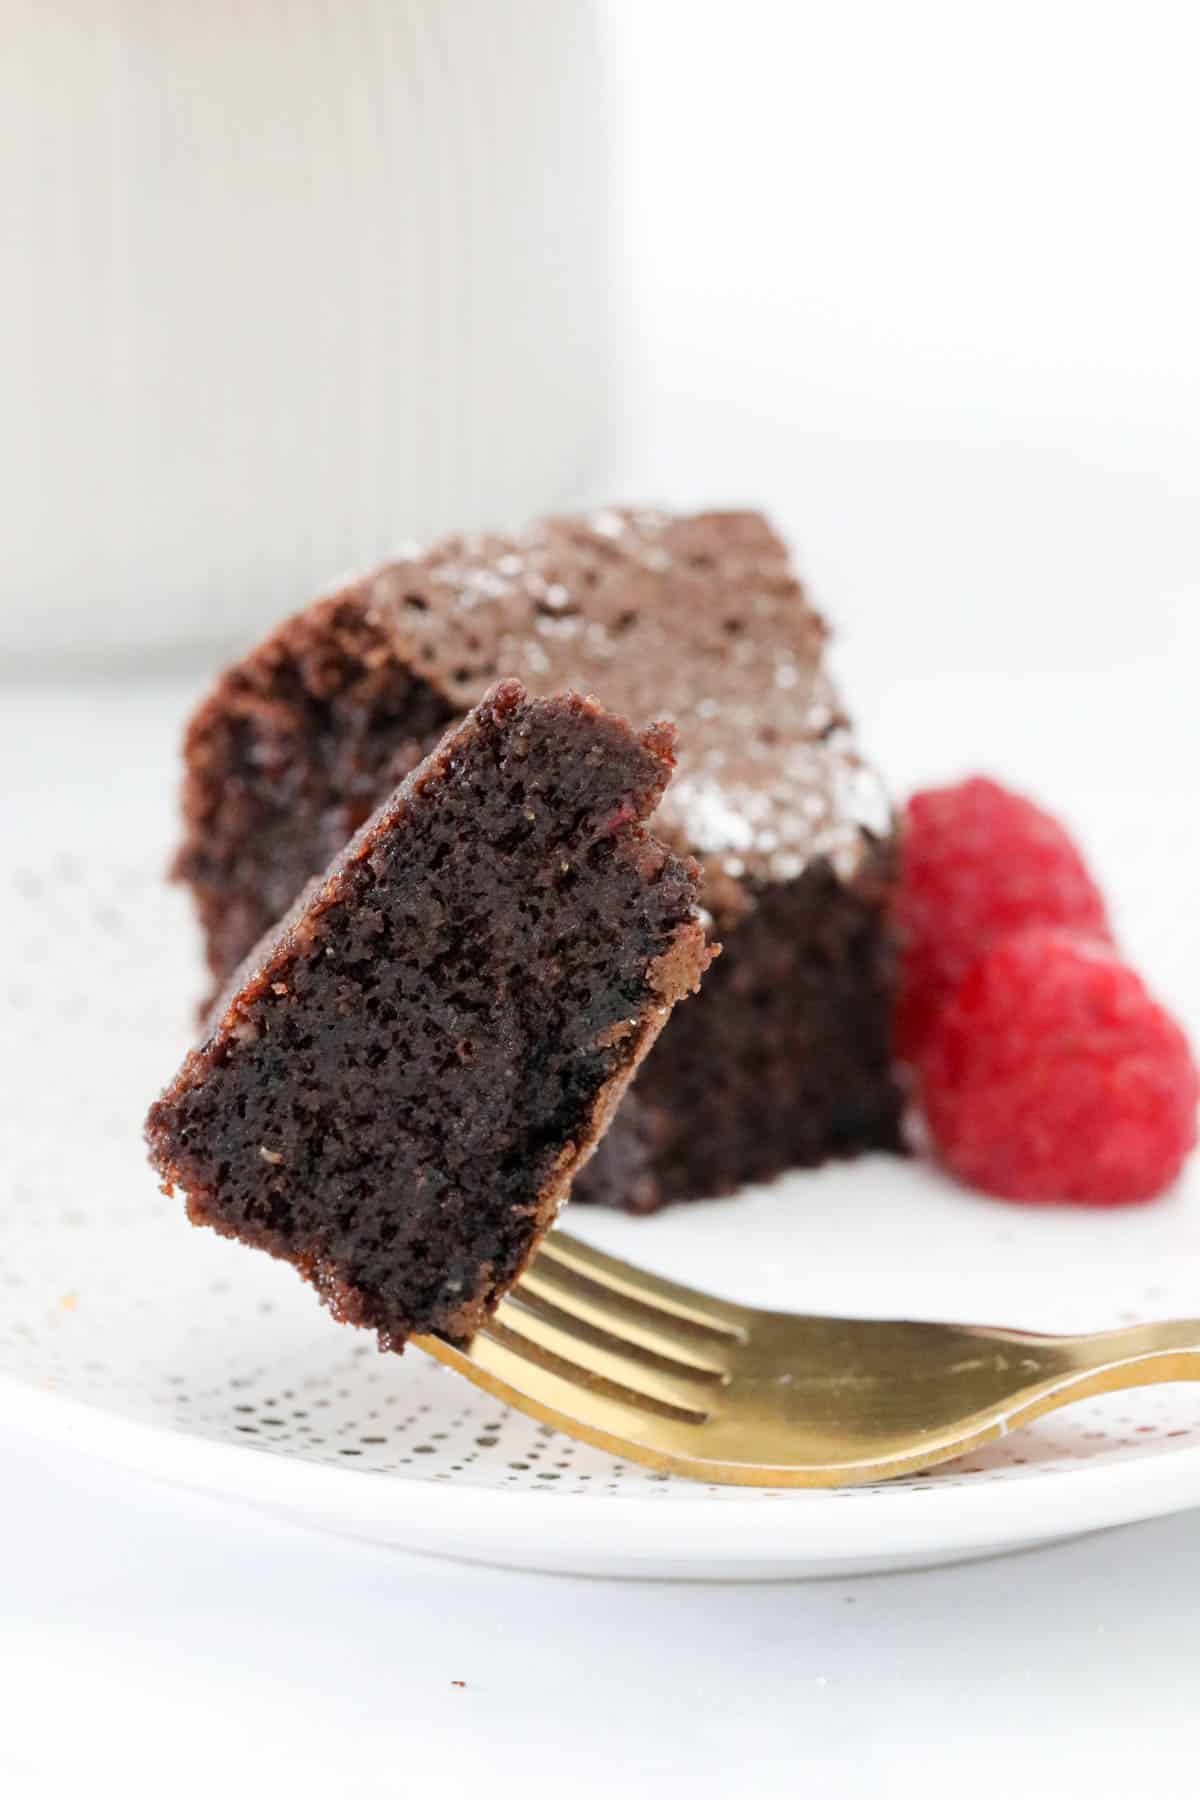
[416, 1230, 1200, 1487]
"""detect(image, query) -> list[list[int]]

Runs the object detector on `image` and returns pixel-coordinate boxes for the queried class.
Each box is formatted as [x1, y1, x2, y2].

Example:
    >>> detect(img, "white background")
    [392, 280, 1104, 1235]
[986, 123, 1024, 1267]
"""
[606, 0, 1200, 808]
[4, 2, 1200, 1794]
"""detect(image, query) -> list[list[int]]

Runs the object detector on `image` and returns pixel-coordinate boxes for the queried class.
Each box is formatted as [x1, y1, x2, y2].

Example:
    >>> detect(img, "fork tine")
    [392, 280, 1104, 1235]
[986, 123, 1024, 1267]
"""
[516, 1261, 739, 1376]
[504, 1283, 730, 1386]
[534, 1232, 750, 1344]
[481, 1307, 711, 1424]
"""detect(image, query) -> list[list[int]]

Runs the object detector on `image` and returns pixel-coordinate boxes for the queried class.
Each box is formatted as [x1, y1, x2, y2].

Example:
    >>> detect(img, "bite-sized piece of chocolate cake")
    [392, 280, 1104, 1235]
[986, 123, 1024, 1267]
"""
[147, 683, 712, 1346]
[173, 508, 901, 1211]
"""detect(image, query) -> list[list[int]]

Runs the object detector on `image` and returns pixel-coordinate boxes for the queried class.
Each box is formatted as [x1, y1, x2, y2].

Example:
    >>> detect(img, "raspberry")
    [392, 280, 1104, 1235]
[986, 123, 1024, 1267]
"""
[918, 929, 1198, 1206]
[894, 776, 1112, 1059]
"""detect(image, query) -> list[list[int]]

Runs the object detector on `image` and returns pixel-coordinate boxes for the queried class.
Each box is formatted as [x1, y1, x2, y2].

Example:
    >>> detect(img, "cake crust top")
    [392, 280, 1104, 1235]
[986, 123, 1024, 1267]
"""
[356, 508, 890, 895]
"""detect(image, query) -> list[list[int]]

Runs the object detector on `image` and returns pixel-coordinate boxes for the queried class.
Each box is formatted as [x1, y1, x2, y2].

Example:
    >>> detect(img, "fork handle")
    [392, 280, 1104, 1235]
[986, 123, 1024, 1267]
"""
[1071, 1320, 1200, 1368]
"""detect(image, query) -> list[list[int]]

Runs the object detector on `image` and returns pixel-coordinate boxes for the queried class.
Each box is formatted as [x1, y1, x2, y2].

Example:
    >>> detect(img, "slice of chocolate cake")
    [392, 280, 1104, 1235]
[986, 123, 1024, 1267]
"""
[173, 508, 902, 1211]
[147, 682, 712, 1346]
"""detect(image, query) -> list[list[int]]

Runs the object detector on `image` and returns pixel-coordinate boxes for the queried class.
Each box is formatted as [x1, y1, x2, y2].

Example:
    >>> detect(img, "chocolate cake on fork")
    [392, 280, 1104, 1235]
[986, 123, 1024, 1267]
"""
[148, 683, 712, 1345]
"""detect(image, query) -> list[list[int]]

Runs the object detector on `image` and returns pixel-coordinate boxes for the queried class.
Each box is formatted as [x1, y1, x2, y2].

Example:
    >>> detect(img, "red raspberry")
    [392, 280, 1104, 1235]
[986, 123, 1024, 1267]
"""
[918, 929, 1198, 1206]
[894, 776, 1112, 1059]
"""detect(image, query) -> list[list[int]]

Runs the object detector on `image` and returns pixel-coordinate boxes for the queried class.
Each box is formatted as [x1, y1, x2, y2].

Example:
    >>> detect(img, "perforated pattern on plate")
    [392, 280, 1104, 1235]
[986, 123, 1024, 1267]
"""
[2, 774, 1200, 1515]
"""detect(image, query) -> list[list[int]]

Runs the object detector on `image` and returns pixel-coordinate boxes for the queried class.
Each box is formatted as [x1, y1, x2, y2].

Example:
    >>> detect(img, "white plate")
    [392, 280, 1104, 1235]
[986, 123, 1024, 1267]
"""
[3, 686, 1200, 1579]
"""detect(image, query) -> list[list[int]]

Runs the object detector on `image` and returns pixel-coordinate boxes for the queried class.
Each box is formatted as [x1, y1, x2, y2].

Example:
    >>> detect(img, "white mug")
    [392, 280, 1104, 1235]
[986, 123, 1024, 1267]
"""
[3, 0, 613, 659]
